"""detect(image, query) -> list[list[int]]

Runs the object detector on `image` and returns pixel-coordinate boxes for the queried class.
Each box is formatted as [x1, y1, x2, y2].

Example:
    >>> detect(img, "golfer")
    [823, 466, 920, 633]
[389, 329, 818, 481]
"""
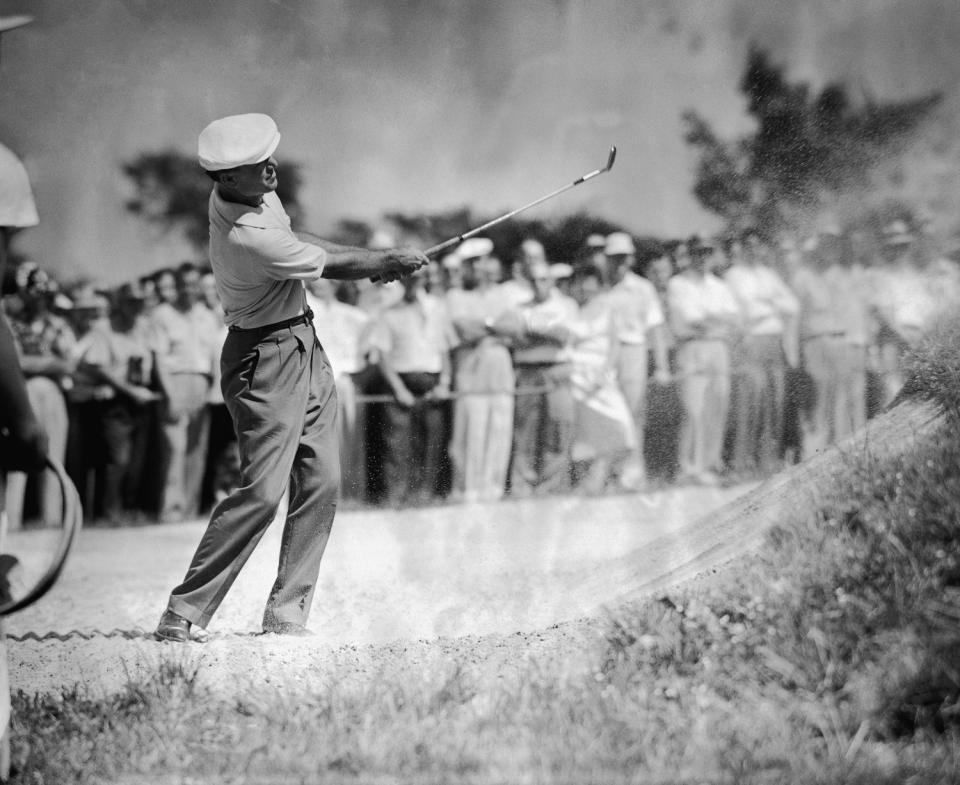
[155, 113, 427, 641]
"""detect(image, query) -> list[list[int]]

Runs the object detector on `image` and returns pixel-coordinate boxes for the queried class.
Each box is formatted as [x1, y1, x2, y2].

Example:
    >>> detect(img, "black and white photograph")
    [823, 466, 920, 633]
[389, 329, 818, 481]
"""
[1, 1, 959, 782]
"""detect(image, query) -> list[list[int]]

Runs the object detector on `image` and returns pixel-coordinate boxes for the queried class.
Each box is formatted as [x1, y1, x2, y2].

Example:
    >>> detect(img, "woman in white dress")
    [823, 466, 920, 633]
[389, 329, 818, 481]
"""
[566, 266, 639, 493]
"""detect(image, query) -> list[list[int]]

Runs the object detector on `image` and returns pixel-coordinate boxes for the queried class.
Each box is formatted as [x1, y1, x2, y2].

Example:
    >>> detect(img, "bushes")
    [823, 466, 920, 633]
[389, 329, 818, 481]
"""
[595, 318, 960, 781]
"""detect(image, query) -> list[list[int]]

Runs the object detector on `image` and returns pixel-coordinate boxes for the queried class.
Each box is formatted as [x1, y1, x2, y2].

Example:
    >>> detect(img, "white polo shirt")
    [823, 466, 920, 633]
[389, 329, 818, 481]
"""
[608, 271, 664, 345]
[368, 292, 455, 374]
[208, 189, 326, 329]
[723, 263, 799, 337]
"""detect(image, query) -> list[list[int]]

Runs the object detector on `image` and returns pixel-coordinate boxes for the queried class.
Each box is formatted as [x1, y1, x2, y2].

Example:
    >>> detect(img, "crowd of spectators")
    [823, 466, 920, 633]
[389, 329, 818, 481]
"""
[4, 217, 959, 526]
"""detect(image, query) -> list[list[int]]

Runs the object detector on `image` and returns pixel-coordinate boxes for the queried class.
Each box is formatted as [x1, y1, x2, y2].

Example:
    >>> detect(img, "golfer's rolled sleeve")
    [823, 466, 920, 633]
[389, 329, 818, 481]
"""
[235, 224, 326, 281]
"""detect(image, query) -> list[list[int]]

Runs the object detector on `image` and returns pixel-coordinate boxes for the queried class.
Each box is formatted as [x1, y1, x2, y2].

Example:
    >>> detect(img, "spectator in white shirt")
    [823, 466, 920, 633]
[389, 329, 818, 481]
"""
[493, 260, 579, 496]
[667, 236, 742, 485]
[604, 232, 671, 489]
[722, 229, 799, 476]
[446, 238, 515, 502]
[368, 268, 454, 506]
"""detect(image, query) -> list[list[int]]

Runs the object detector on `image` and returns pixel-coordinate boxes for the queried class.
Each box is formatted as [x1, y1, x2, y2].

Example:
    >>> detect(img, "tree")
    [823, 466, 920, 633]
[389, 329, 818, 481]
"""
[122, 150, 303, 251]
[684, 46, 941, 237]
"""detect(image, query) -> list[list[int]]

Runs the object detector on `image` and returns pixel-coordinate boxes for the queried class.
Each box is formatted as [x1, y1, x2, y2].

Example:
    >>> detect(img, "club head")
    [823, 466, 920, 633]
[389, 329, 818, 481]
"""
[605, 146, 617, 172]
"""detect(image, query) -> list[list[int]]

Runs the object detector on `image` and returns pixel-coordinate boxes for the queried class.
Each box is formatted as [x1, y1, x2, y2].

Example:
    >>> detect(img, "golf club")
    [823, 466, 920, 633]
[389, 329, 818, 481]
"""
[372, 145, 617, 281]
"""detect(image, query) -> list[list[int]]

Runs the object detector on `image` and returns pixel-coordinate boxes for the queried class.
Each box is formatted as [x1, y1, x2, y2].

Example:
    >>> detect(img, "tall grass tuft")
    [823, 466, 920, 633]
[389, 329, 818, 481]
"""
[895, 312, 960, 421]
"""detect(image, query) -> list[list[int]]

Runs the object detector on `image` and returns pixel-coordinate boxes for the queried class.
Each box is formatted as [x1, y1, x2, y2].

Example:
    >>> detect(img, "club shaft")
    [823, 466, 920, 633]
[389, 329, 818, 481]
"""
[371, 146, 615, 279]
[424, 166, 608, 258]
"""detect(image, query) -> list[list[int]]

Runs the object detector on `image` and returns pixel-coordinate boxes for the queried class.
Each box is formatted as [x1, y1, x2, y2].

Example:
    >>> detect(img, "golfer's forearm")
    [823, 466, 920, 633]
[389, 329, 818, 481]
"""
[321, 250, 391, 280]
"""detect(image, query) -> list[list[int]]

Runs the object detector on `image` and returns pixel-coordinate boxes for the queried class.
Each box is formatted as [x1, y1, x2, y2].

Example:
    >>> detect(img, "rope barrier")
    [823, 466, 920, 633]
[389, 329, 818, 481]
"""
[354, 384, 559, 404]
[6, 627, 149, 643]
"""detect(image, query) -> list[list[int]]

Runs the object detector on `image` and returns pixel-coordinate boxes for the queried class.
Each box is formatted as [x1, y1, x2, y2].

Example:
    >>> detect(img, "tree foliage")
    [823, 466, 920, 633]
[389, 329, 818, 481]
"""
[121, 150, 303, 251]
[684, 46, 941, 236]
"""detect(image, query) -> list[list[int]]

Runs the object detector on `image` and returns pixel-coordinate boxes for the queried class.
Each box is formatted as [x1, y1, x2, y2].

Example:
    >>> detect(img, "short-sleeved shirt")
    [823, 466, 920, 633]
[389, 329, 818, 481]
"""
[512, 289, 579, 365]
[72, 319, 155, 397]
[368, 292, 455, 374]
[666, 271, 741, 341]
[150, 302, 215, 376]
[208, 189, 327, 329]
[608, 271, 664, 345]
[305, 295, 371, 376]
[723, 263, 799, 337]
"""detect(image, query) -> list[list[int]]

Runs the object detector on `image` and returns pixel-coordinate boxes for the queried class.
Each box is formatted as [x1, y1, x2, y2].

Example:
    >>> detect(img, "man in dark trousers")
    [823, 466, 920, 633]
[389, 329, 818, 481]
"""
[155, 113, 426, 641]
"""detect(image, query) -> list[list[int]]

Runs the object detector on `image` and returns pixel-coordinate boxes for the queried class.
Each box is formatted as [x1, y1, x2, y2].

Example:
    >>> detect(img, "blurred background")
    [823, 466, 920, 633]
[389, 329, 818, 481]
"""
[2, 0, 960, 282]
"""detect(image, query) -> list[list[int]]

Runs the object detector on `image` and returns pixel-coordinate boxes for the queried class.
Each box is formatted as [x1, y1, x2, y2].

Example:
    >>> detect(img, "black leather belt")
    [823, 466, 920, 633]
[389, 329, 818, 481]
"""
[228, 308, 314, 334]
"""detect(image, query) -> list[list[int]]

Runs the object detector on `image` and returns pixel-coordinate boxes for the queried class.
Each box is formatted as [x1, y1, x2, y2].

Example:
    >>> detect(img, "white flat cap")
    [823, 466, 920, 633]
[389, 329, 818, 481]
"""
[457, 237, 493, 260]
[604, 231, 635, 256]
[198, 113, 281, 171]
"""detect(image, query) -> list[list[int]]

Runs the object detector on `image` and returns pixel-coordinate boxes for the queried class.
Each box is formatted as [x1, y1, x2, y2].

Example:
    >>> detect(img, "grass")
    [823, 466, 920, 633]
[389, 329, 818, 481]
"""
[7, 318, 960, 784]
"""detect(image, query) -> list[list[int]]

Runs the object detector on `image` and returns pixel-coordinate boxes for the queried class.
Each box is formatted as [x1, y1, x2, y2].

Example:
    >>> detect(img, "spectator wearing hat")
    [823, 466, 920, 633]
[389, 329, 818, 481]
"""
[721, 230, 799, 476]
[604, 231, 670, 490]
[155, 113, 427, 643]
[565, 264, 638, 493]
[4, 262, 76, 529]
[496, 259, 579, 496]
[666, 236, 741, 485]
[305, 277, 372, 501]
[368, 267, 454, 506]
[582, 233, 611, 285]
[446, 237, 516, 502]
[440, 252, 465, 295]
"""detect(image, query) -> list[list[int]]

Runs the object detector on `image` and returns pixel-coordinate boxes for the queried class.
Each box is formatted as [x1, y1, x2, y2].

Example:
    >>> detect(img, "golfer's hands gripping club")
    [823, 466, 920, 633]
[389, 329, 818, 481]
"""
[373, 248, 429, 284]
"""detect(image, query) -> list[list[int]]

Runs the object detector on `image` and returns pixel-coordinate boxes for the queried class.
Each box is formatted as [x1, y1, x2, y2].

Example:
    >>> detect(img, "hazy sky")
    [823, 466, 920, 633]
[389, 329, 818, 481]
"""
[2, 0, 959, 282]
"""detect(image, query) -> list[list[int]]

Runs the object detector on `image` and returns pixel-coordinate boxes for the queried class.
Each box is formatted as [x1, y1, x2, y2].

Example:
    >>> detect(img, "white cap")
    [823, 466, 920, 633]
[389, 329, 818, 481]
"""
[550, 262, 574, 280]
[457, 237, 493, 260]
[198, 113, 281, 172]
[604, 231, 635, 256]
